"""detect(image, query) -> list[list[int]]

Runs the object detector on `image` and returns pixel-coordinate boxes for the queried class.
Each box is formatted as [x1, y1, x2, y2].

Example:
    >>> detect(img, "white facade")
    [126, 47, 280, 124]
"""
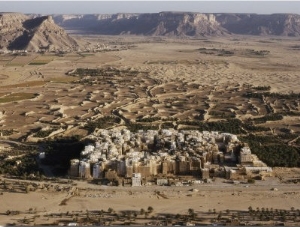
[92, 163, 101, 179]
[70, 129, 269, 181]
[132, 173, 142, 186]
[79, 161, 90, 178]
[39, 152, 46, 159]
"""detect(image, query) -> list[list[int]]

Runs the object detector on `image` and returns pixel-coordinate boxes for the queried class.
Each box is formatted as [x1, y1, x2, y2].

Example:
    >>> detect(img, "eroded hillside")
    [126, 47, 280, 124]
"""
[53, 12, 300, 37]
[0, 13, 79, 52]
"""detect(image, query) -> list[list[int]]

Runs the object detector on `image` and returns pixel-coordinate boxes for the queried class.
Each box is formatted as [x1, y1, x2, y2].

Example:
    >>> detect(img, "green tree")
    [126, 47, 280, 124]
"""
[108, 207, 114, 213]
[188, 208, 194, 216]
[217, 212, 222, 220]
[248, 206, 253, 213]
[248, 178, 255, 184]
[148, 206, 154, 213]
[144, 212, 149, 219]
[25, 185, 30, 193]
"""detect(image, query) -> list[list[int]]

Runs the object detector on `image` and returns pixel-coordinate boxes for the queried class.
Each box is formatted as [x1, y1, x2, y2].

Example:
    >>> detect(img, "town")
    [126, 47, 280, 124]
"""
[66, 129, 272, 186]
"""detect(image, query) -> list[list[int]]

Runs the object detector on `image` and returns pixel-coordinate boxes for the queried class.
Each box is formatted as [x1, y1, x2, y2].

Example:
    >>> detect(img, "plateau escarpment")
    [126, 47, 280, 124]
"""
[216, 13, 300, 36]
[0, 13, 79, 51]
[53, 12, 300, 37]
[53, 12, 228, 36]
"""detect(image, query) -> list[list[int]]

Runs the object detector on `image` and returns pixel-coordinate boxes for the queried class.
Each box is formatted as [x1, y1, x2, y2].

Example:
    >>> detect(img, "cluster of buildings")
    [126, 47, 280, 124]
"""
[68, 129, 272, 186]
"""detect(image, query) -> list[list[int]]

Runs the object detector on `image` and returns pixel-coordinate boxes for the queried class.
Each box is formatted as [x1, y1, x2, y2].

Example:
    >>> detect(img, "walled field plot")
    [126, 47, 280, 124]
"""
[0, 92, 37, 103]
[60, 53, 83, 61]
[0, 74, 9, 81]
[47, 76, 78, 83]
[0, 81, 47, 89]
[75, 52, 121, 64]
[0, 36, 300, 145]
[0, 55, 15, 66]
[28, 54, 55, 65]
[6, 54, 37, 66]
[0, 92, 8, 98]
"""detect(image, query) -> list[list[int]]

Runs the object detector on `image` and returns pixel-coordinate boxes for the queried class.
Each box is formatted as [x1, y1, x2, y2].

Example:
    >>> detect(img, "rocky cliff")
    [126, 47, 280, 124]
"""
[0, 13, 79, 51]
[2, 12, 299, 51]
[0, 13, 28, 50]
[53, 12, 300, 37]
[216, 13, 300, 36]
[53, 12, 229, 36]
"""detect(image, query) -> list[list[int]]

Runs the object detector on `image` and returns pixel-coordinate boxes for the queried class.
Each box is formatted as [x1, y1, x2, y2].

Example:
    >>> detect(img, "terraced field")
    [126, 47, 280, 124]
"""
[0, 36, 299, 141]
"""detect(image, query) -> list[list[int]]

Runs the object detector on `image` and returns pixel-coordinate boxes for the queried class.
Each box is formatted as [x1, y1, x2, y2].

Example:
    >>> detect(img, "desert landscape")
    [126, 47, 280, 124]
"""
[1, 35, 300, 139]
[1, 173, 300, 226]
[1, 11, 300, 226]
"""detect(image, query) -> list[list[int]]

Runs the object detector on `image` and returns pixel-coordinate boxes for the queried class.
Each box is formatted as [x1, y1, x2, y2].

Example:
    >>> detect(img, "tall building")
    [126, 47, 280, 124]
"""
[132, 173, 142, 186]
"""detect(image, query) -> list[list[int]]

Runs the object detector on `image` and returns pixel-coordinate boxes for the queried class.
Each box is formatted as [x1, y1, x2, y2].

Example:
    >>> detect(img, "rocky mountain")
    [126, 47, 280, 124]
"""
[2, 12, 299, 50]
[216, 13, 300, 36]
[53, 12, 300, 37]
[0, 13, 79, 51]
[0, 13, 28, 50]
[53, 12, 229, 36]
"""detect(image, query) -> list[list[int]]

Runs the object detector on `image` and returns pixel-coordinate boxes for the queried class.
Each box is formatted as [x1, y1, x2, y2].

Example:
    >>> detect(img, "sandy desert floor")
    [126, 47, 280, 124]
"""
[1, 174, 300, 225]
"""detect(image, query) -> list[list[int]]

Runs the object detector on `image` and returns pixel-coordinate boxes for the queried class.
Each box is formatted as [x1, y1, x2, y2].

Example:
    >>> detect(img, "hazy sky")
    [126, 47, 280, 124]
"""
[0, 1, 299, 15]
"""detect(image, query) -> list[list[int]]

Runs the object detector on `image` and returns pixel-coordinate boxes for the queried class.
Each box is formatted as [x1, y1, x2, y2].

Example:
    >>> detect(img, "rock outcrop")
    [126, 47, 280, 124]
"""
[216, 13, 300, 36]
[2, 12, 300, 50]
[0, 13, 79, 51]
[53, 12, 300, 37]
[0, 13, 28, 50]
[53, 12, 229, 36]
